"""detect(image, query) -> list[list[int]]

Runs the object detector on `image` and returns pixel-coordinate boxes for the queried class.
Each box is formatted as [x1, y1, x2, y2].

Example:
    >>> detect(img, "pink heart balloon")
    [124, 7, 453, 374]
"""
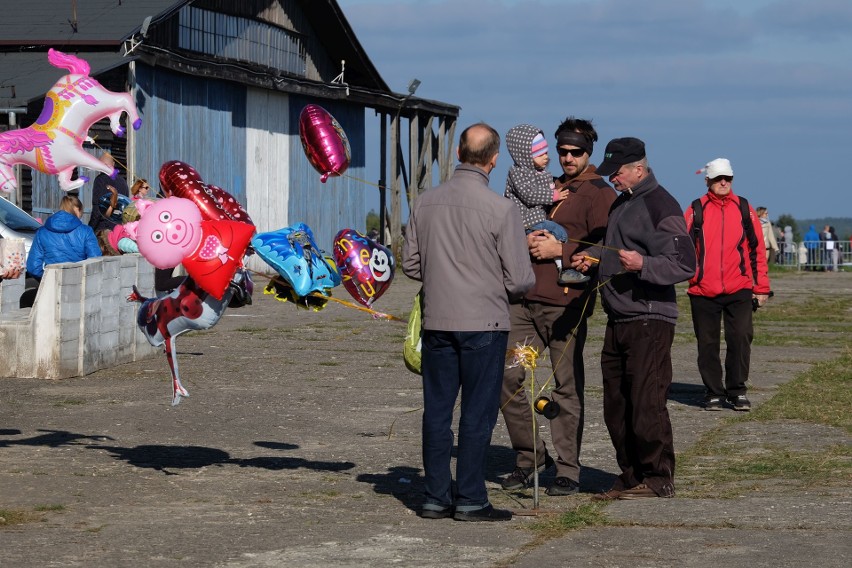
[332, 229, 395, 307]
[299, 105, 351, 183]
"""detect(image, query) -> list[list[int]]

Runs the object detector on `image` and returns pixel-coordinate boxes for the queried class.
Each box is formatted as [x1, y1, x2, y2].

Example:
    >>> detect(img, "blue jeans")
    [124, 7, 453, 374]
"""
[528, 220, 567, 243]
[421, 329, 508, 512]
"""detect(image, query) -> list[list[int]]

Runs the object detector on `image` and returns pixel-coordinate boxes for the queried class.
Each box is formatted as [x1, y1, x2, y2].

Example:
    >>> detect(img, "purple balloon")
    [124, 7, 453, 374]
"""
[299, 104, 351, 182]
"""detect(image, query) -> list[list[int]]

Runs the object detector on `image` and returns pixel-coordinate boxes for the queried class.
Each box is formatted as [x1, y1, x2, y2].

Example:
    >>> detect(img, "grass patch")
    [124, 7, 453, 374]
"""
[750, 350, 852, 431]
[678, 349, 852, 497]
[52, 399, 85, 407]
[0, 508, 42, 526]
[528, 502, 613, 538]
[751, 333, 842, 348]
[754, 296, 852, 324]
[34, 504, 65, 512]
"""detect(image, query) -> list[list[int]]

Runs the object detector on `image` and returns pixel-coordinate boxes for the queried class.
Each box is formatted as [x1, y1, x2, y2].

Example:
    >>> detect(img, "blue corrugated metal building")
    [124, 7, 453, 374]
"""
[0, 0, 459, 269]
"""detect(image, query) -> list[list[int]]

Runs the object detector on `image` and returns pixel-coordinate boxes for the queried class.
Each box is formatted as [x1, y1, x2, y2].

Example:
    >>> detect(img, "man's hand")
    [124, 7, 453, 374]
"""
[528, 231, 562, 260]
[618, 249, 643, 272]
[107, 185, 118, 210]
[753, 293, 770, 308]
[570, 252, 593, 273]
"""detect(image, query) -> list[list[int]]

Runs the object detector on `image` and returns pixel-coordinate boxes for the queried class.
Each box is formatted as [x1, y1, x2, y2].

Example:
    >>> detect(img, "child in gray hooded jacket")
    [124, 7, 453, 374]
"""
[504, 124, 588, 285]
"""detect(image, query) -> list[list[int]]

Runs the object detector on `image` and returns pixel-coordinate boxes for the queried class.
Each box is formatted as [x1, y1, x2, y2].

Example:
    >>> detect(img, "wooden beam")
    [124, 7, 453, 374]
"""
[378, 111, 388, 245]
[408, 112, 419, 211]
[390, 112, 403, 260]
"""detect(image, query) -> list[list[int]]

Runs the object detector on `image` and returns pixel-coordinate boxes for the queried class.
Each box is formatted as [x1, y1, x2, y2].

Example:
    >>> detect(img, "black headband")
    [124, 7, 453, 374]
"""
[556, 131, 593, 156]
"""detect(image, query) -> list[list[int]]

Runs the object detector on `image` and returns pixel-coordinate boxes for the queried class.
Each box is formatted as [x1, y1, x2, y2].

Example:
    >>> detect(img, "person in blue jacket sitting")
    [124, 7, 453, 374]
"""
[26, 194, 102, 280]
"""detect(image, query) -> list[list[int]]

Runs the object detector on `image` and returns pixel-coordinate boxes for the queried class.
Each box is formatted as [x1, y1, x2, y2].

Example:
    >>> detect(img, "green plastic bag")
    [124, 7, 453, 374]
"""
[403, 289, 424, 374]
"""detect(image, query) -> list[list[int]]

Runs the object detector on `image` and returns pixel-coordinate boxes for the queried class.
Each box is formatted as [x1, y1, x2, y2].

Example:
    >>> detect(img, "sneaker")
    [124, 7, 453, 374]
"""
[454, 504, 512, 522]
[545, 477, 579, 496]
[420, 506, 454, 519]
[703, 396, 723, 411]
[617, 483, 662, 500]
[500, 454, 555, 490]
[728, 394, 751, 411]
[557, 268, 590, 286]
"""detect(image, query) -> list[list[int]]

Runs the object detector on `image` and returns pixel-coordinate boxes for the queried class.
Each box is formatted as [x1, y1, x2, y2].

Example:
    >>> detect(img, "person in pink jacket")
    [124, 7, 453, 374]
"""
[684, 158, 771, 411]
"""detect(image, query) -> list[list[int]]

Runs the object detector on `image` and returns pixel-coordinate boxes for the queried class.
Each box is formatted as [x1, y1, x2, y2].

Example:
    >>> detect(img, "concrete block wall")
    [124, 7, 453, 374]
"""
[0, 254, 160, 379]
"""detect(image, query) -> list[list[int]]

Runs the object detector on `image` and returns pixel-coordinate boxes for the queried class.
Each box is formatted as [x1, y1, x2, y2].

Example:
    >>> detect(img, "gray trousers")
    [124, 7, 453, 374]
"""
[500, 301, 588, 482]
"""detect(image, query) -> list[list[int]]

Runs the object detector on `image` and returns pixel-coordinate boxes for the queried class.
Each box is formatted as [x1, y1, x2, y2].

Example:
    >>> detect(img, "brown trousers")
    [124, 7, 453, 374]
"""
[600, 318, 676, 496]
[500, 301, 588, 482]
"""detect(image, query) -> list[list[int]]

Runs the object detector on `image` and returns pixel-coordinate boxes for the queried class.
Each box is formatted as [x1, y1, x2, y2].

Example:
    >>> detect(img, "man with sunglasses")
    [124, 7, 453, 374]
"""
[572, 137, 696, 500]
[685, 159, 771, 412]
[500, 117, 614, 497]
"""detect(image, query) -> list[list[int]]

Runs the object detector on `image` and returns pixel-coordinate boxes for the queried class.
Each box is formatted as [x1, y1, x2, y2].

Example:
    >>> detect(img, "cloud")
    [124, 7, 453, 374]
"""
[755, 0, 852, 41]
[338, 0, 852, 218]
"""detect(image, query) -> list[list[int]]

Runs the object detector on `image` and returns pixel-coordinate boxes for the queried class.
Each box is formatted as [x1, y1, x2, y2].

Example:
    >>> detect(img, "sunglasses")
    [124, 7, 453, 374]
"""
[557, 147, 586, 158]
[710, 175, 733, 183]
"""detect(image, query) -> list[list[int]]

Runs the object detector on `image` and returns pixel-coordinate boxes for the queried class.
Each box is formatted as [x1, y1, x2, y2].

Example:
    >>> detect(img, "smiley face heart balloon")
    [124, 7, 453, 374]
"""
[299, 105, 351, 183]
[332, 229, 395, 307]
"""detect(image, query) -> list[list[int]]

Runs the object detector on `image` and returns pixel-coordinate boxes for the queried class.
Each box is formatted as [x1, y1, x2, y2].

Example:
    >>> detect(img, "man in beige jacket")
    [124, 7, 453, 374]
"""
[403, 122, 535, 522]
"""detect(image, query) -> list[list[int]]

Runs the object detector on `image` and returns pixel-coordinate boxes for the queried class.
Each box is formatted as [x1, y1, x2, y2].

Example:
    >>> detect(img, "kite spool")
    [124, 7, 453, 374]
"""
[534, 396, 559, 420]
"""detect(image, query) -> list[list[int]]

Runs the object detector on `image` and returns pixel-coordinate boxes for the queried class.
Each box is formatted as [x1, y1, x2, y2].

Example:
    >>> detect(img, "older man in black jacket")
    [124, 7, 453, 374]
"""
[573, 137, 696, 500]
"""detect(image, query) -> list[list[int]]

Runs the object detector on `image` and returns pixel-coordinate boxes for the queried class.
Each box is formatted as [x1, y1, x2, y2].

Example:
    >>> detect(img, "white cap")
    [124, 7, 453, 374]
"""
[697, 158, 733, 179]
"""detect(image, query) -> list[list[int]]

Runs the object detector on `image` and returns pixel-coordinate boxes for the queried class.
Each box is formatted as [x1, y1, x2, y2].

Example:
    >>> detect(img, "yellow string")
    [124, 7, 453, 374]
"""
[251, 270, 404, 321]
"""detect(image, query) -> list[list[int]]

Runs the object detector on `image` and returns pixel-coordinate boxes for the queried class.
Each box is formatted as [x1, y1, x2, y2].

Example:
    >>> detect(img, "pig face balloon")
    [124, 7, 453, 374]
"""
[136, 197, 203, 269]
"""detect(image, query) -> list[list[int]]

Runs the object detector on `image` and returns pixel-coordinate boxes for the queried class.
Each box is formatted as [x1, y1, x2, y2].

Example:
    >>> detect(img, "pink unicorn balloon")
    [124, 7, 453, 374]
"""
[0, 49, 142, 193]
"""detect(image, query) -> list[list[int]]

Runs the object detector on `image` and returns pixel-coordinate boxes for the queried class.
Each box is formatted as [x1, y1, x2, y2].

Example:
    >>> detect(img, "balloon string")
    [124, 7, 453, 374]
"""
[87, 137, 145, 186]
[309, 292, 403, 321]
[248, 270, 404, 321]
[500, 272, 624, 411]
[341, 173, 384, 190]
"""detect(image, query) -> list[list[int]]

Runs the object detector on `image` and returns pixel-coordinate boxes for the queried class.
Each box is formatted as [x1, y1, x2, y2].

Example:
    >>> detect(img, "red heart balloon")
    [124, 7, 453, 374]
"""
[332, 229, 395, 307]
[299, 105, 351, 183]
[159, 161, 253, 225]
[207, 184, 254, 226]
[182, 219, 256, 300]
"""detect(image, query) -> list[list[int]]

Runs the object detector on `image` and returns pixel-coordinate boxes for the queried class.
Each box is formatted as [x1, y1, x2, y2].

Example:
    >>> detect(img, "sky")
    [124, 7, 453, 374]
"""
[335, 0, 852, 222]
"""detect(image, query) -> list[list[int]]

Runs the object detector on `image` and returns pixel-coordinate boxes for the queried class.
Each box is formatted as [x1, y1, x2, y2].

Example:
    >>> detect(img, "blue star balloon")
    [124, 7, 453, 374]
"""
[252, 223, 341, 297]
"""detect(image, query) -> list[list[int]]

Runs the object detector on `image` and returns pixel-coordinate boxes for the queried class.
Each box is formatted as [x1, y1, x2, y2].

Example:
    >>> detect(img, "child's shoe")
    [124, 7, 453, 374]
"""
[557, 268, 590, 286]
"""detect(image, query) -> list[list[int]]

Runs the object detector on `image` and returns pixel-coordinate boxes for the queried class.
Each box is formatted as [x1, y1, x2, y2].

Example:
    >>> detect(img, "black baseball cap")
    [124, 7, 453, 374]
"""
[596, 137, 646, 176]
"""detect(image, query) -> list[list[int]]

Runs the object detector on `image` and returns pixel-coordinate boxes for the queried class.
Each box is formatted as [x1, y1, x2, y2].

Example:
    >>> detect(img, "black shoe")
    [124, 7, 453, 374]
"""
[557, 269, 590, 286]
[545, 476, 579, 496]
[728, 394, 751, 411]
[703, 396, 723, 411]
[454, 505, 512, 522]
[500, 454, 555, 490]
[420, 506, 454, 519]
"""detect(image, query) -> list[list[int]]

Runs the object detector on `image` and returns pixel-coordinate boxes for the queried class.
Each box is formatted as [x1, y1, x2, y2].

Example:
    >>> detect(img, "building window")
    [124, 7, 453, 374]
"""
[178, 7, 306, 76]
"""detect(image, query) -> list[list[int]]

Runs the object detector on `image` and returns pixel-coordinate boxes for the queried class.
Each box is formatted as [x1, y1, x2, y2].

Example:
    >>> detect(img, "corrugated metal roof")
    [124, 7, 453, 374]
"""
[0, 1, 188, 45]
[0, 1, 458, 116]
[0, 51, 135, 108]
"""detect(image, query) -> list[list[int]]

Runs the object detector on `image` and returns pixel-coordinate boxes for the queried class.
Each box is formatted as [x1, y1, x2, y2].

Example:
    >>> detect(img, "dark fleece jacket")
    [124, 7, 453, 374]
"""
[598, 170, 696, 323]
